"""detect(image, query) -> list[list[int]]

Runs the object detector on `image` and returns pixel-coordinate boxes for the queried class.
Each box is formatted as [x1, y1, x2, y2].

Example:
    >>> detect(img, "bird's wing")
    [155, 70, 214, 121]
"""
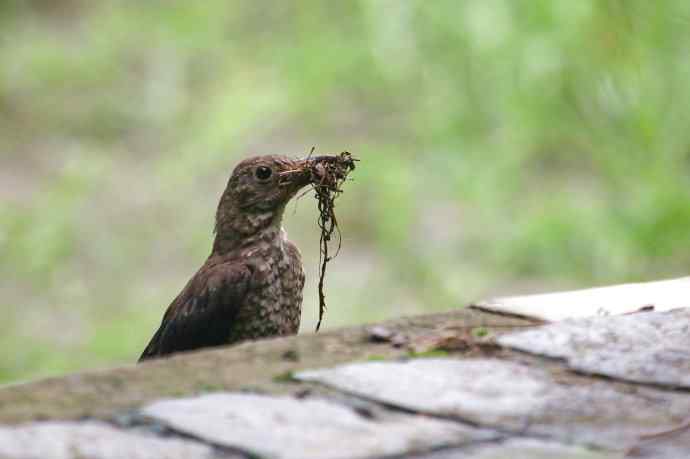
[138, 262, 251, 361]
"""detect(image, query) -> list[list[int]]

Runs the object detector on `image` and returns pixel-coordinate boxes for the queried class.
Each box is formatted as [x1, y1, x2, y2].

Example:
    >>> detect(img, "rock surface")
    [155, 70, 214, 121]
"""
[297, 358, 690, 450]
[497, 308, 690, 388]
[0, 421, 216, 459]
[1, 305, 688, 458]
[143, 392, 494, 459]
[411, 438, 623, 459]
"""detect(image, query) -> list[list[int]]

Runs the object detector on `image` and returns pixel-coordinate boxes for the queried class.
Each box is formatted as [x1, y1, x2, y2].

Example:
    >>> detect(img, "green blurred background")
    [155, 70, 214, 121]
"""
[2, 0, 690, 384]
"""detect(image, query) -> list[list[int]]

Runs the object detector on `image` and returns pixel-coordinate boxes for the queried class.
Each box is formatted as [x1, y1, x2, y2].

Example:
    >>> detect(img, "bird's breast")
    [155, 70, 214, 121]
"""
[228, 239, 305, 341]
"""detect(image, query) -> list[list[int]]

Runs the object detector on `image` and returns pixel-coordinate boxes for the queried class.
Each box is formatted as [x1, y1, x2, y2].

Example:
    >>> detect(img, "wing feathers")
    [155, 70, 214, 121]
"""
[138, 262, 251, 361]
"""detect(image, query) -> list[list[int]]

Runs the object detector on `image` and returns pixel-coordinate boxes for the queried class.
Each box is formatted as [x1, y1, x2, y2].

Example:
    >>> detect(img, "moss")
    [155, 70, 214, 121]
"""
[408, 350, 450, 359]
[472, 327, 490, 338]
[0, 309, 534, 424]
[196, 383, 225, 393]
[272, 371, 297, 384]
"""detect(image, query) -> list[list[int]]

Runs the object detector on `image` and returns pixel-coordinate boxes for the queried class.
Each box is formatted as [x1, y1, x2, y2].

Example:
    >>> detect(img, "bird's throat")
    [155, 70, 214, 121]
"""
[212, 205, 285, 255]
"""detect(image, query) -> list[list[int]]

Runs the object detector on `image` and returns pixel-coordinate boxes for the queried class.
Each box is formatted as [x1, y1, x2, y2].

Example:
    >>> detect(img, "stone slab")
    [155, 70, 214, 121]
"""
[141, 392, 494, 459]
[625, 422, 690, 459]
[412, 438, 623, 459]
[474, 277, 690, 321]
[296, 358, 690, 450]
[497, 308, 690, 388]
[0, 421, 215, 459]
[0, 308, 533, 425]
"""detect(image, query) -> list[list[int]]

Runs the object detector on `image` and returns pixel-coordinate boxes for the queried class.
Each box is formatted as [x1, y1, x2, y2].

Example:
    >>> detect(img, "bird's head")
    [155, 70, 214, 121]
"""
[213, 155, 313, 251]
[226, 155, 313, 212]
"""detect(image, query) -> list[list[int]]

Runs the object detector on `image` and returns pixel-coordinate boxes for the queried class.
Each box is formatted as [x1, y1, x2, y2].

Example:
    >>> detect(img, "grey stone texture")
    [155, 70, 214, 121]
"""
[412, 438, 623, 459]
[497, 308, 690, 388]
[2, 306, 689, 459]
[623, 422, 690, 459]
[0, 421, 215, 459]
[297, 358, 690, 450]
[142, 392, 494, 459]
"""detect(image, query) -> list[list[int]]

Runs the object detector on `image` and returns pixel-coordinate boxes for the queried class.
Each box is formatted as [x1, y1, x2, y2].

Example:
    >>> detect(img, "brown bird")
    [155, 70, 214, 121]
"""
[139, 155, 314, 361]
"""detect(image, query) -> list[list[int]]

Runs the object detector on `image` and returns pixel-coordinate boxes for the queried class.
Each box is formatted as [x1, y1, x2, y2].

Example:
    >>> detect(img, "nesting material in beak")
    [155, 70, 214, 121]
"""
[280, 151, 358, 331]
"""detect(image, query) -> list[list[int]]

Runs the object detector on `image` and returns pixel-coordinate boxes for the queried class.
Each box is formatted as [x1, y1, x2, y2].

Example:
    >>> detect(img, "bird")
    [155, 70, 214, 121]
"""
[139, 155, 314, 361]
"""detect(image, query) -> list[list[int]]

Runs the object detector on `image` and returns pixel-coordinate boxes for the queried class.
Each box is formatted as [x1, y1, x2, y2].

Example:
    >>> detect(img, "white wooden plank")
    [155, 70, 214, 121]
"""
[473, 277, 690, 322]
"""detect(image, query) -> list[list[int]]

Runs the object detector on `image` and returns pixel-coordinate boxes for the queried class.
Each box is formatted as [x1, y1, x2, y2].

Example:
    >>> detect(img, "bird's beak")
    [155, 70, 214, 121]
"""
[278, 158, 314, 191]
[280, 154, 354, 193]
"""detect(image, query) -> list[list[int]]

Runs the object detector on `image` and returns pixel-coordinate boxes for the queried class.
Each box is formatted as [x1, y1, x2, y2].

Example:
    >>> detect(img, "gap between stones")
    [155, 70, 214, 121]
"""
[85, 360, 620, 459]
[268, 377, 616, 456]
[500, 346, 690, 394]
[107, 413, 252, 459]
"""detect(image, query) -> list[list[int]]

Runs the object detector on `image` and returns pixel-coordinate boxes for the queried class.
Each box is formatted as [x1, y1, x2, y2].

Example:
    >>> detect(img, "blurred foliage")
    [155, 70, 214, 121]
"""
[2, 0, 690, 384]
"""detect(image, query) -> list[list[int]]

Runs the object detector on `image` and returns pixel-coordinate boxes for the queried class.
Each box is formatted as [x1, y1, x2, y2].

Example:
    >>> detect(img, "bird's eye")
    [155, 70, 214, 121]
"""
[255, 166, 273, 181]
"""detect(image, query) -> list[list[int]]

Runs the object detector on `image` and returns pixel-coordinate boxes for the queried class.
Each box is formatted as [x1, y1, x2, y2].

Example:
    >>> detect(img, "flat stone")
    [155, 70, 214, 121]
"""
[497, 308, 690, 388]
[412, 438, 622, 459]
[0, 421, 215, 459]
[624, 422, 690, 459]
[474, 277, 690, 321]
[296, 358, 690, 450]
[142, 392, 493, 459]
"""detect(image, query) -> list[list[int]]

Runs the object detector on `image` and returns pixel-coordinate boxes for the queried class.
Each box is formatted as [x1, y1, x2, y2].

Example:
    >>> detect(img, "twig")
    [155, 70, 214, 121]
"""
[308, 152, 357, 331]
